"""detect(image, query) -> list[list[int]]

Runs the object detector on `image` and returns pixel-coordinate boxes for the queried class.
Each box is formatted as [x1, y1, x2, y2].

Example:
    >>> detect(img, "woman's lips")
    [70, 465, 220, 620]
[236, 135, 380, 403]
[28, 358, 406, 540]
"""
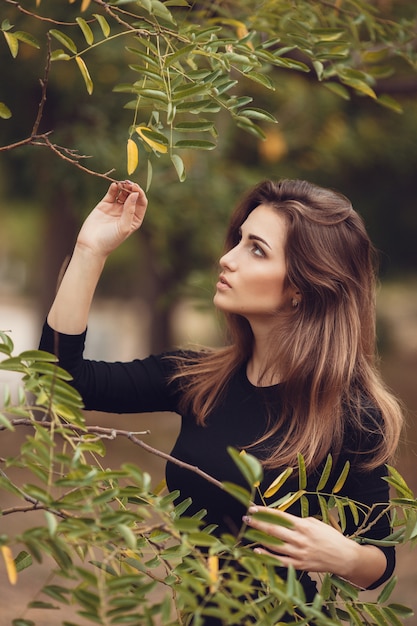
[216, 274, 232, 290]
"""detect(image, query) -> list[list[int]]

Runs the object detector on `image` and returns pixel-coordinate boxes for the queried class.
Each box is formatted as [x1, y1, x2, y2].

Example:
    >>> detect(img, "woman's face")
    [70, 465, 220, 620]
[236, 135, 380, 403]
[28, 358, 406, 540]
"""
[214, 204, 291, 327]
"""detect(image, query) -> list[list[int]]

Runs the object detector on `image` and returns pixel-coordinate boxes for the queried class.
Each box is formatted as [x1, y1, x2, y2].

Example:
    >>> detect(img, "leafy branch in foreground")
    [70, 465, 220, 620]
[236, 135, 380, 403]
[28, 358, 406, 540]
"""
[1, 0, 417, 183]
[0, 331, 416, 625]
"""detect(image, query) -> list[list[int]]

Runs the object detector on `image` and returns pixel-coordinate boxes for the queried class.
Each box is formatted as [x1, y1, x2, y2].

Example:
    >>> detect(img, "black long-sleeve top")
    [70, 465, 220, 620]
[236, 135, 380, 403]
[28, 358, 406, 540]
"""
[40, 322, 395, 600]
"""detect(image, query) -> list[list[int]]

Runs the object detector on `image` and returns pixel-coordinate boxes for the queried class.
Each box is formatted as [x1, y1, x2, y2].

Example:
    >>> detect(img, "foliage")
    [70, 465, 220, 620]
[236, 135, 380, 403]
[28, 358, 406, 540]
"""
[1, 332, 416, 624]
[1, 0, 417, 184]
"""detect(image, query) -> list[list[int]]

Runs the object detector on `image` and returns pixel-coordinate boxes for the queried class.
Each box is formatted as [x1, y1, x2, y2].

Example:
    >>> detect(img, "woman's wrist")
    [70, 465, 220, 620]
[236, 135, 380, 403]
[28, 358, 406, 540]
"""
[335, 542, 387, 590]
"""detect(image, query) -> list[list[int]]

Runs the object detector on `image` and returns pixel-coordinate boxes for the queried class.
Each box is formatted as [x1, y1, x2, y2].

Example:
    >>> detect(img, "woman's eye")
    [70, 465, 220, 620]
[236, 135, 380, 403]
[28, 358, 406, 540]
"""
[251, 244, 265, 257]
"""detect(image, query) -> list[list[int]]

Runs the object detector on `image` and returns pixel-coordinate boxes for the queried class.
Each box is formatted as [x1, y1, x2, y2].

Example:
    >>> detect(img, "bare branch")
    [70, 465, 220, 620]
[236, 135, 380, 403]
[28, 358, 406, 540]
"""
[31, 32, 52, 136]
[3, 418, 226, 492]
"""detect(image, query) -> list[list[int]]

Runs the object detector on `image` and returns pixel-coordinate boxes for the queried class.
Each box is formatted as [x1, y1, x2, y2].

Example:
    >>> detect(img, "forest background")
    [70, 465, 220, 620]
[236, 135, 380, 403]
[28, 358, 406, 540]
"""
[0, 0, 417, 624]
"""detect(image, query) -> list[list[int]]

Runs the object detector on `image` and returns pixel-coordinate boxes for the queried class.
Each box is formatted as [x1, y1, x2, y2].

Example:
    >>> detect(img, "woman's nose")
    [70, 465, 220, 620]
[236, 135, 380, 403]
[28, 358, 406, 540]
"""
[219, 247, 238, 271]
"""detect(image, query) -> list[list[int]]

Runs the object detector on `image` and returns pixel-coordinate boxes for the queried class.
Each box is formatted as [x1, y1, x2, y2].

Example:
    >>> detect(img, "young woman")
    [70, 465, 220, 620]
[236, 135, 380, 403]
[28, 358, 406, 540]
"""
[39, 178, 403, 619]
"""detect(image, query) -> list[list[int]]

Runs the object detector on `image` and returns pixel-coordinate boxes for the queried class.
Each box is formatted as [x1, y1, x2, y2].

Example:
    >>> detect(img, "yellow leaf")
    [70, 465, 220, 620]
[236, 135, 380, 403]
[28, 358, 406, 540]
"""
[332, 460, 350, 494]
[277, 489, 305, 512]
[135, 126, 168, 154]
[127, 138, 139, 175]
[75, 56, 93, 95]
[208, 555, 219, 593]
[1, 546, 17, 585]
[81, 0, 91, 10]
[263, 467, 293, 499]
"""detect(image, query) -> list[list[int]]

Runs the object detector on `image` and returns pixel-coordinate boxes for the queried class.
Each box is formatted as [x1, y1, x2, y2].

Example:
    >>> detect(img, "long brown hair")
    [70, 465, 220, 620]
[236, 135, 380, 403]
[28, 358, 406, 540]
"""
[172, 179, 403, 471]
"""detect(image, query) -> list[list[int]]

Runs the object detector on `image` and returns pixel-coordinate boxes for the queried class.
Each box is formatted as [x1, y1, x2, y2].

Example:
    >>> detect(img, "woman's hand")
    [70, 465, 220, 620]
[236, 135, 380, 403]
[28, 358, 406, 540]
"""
[76, 180, 148, 258]
[243, 505, 386, 589]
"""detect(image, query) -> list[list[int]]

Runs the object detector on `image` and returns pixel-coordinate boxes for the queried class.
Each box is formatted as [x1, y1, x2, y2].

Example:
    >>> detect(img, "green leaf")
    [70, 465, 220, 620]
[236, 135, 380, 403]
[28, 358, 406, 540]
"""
[116, 524, 137, 550]
[377, 94, 403, 113]
[42, 585, 71, 604]
[385, 465, 414, 498]
[50, 29, 77, 54]
[172, 82, 212, 101]
[381, 607, 407, 626]
[19, 349, 58, 362]
[335, 498, 347, 532]
[340, 76, 377, 99]
[174, 99, 219, 114]
[45, 511, 58, 537]
[0, 331, 14, 352]
[248, 509, 294, 528]
[345, 603, 365, 626]
[364, 603, 391, 626]
[318, 495, 329, 523]
[323, 82, 351, 100]
[164, 43, 196, 67]
[149, 0, 175, 23]
[238, 108, 277, 123]
[76, 18, 94, 46]
[94, 14, 110, 38]
[0, 101, 12, 119]
[244, 528, 284, 547]
[222, 482, 252, 507]
[174, 121, 215, 132]
[0, 413, 14, 431]
[348, 498, 359, 525]
[50, 49, 71, 62]
[171, 154, 186, 182]
[297, 453, 307, 490]
[300, 494, 309, 518]
[377, 576, 397, 604]
[173, 517, 202, 532]
[227, 447, 263, 487]
[386, 603, 414, 619]
[174, 140, 216, 150]
[331, 575, 359, 599]
[312, 28, 346, 42]
[317, 454, 333, 491]
[28, 601, 59, 610]
[14, 551, 32, 573]
[234, 116, 266, 140]
[14, 31, 40, 49]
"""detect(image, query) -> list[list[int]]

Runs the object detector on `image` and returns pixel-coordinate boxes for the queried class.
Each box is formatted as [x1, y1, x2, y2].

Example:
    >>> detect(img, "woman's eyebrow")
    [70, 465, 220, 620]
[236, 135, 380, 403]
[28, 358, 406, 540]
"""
[238, 226, 272, 250]
[248, 234, 272, 250]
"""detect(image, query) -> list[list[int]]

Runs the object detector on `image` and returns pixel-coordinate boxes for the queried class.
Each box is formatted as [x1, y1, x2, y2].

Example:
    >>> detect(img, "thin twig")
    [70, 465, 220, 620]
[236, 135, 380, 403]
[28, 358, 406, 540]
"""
[2, 418, 226, 492]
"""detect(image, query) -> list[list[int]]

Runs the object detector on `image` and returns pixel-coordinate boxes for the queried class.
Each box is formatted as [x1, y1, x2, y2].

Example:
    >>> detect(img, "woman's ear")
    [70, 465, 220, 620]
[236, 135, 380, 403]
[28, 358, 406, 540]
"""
[290, 290, 302, 309]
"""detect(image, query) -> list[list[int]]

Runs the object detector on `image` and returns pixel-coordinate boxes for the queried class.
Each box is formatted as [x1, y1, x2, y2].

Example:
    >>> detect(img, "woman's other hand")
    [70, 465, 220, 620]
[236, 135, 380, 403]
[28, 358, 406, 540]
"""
[243, 505, 387, 589]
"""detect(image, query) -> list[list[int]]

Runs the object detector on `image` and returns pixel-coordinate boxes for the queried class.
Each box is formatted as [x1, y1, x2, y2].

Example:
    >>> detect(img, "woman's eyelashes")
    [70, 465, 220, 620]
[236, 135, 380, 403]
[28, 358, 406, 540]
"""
[236, 230, 266, 258]
[251, 242, 266, 258]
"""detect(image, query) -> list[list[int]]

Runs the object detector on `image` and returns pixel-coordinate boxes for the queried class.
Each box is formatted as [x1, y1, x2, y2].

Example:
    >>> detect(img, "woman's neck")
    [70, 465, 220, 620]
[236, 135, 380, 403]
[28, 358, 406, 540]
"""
[246, 334, 283, 387]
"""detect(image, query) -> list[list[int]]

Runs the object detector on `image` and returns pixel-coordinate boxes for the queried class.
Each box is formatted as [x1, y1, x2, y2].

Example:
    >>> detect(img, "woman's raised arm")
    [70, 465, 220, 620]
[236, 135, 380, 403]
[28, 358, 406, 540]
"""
[47, 181, 148, 335]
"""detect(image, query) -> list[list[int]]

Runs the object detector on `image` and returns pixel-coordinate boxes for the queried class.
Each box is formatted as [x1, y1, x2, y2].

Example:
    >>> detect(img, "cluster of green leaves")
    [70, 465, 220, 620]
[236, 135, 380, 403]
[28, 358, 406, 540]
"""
[1, 0, 416, 183]
[0, 331, 416, 625]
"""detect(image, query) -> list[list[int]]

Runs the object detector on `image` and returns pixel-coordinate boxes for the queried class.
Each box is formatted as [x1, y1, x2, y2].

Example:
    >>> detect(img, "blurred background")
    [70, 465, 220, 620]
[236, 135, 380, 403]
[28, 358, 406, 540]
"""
[1, 2, 417, 623]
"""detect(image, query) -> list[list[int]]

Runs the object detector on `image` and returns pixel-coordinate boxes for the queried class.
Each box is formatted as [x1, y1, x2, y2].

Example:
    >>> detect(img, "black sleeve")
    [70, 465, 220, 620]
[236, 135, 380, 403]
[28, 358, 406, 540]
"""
[39, 321, 181, 414]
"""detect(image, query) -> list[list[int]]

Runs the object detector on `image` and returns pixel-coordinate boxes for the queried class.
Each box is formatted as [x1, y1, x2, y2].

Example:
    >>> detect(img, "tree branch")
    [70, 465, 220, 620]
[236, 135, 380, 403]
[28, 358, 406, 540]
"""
[2, 418, 226, 493]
